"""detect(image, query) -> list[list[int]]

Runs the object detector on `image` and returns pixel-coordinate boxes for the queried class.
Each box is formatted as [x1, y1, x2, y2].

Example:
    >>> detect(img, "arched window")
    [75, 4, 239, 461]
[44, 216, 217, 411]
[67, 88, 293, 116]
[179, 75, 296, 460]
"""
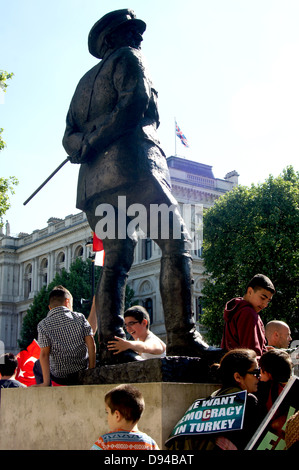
[143, 298, 153, 325]
[40, 258, 48, 287]
[56, 251, 65, 275]
[142, 238, 152, 260]
[196, 296, 204, 323]
[138, 280, 155, 326]
[74, 245, 83, 258]
[24, 263, 32, 298]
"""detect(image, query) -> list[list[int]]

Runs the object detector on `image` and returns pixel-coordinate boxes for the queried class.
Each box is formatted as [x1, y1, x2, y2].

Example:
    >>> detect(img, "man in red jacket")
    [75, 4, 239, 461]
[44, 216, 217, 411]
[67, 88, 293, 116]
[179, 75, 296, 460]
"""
[221, 274, 275, 357]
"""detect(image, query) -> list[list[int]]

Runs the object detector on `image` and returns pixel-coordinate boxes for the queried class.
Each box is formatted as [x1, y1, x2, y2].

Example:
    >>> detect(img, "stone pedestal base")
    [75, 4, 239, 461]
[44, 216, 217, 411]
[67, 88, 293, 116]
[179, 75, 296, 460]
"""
[79, 356, 219, 385]
[0, 381, 220, 450]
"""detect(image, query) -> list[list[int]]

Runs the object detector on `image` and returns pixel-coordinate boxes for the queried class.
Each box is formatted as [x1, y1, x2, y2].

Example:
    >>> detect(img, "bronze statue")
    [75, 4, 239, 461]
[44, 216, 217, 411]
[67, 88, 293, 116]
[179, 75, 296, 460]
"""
[63, 9, 219, 364]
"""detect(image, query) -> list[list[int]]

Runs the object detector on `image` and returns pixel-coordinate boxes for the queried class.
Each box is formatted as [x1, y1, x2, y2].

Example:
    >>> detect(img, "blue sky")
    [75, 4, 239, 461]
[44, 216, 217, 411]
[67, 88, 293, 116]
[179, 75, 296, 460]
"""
[1, 0, 299, 235]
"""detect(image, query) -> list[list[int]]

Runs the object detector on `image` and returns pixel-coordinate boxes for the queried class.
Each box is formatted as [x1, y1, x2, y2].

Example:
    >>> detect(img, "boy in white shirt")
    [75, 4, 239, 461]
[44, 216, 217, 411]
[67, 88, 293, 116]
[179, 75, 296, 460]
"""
[107, 306, 166, 359]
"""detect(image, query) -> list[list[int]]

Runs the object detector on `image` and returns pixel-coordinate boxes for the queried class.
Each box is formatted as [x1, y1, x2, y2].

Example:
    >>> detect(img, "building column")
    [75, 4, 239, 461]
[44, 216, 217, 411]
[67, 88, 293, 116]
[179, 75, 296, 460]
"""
[48, 251, 55, 283]
[66, 245, 72, 271]
[18, 263, 24, 299]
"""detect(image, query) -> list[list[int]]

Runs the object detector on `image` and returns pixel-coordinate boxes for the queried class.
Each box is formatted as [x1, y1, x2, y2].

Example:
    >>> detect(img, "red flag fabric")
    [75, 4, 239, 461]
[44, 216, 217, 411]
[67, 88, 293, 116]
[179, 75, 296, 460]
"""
[92, 232, 105, 266]
[92, 232, 104, 252]
[15, 339, 40, 387]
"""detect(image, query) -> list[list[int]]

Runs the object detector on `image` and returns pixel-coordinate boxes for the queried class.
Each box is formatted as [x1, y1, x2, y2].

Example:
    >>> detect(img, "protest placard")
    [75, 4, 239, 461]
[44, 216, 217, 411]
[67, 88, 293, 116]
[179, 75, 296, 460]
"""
[165, 390, 247, 446]
[245, 376, 299, 450]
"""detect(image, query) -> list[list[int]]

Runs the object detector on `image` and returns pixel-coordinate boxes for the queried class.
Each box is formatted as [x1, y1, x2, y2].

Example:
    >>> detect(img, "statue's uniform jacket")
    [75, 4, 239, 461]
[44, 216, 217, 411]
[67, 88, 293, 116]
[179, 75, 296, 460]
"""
[63, 46, 174, 222]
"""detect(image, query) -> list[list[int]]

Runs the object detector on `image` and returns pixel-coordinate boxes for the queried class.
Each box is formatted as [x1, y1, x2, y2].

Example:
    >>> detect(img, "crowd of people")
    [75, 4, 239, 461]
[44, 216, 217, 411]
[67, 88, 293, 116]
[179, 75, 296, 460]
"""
[1, 274, 298, 450]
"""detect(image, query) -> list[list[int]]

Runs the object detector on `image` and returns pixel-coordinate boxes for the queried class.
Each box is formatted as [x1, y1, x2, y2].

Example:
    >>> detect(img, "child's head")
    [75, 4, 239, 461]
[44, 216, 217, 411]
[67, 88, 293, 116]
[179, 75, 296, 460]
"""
[0, 353, 18, 378]
[104, 384, 145, 431]
[124, 306, 150, 340]
[259, 349, 292, 383]
[49, 285, 73, 310]
[124, 306, 150, 329]
[244, 274, 275, 313]
[246, 274, 275, 294]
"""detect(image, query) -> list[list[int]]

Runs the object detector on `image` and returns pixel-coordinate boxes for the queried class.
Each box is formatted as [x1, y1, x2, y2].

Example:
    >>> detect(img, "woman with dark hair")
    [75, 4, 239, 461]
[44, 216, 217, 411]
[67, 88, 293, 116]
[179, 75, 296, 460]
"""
[257, 349, 293, 439]
[214, 348, 260, 395]
[166, 349, 263, 450]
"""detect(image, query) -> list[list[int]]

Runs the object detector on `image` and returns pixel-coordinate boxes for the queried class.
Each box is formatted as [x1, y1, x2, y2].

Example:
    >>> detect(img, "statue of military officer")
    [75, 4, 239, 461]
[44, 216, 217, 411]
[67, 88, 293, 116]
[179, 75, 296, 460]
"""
[63, 9, 219, 364]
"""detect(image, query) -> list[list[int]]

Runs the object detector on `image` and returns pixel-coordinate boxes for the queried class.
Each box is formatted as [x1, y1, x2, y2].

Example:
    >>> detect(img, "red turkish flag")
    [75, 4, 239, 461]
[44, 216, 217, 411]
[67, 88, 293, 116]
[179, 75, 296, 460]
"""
[92, 232, 104, 252]
[15, 339, 40, 387]
[92, 232, 105, 266]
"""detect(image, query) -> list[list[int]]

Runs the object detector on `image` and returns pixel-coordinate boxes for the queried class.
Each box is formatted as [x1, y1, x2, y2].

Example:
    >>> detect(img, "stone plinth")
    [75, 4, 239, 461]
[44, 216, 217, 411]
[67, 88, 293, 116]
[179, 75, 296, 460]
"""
[0, 382, 220, 450]
[79, 356, 219, 385]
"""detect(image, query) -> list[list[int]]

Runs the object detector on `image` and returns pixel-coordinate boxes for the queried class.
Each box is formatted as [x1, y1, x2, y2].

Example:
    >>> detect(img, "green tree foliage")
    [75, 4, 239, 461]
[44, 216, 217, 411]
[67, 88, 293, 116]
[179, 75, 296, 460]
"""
[0, 176, 18, 226]
[201, 167, 299, 345]
[0, 129, 6, 152]
[18, 258, 98, 349]
[0, 70, 14, 151]
[125, 284, 136, 310]
[18, 257, 136, 350]
[0, 70, 14, 91]
[0, 70, 18, 227]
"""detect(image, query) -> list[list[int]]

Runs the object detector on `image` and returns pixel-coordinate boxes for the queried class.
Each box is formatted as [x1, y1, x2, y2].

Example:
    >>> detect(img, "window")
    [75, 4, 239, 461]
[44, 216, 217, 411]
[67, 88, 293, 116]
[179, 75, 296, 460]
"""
[40, 258, 48, 287]
[143, 298, 153, 324]
[24, 264, 32, 298]
[196, 296, 204, 323]
[56, 251, 65, 275]
[142, 238, 152, 260]
[74, 245, 83, 258]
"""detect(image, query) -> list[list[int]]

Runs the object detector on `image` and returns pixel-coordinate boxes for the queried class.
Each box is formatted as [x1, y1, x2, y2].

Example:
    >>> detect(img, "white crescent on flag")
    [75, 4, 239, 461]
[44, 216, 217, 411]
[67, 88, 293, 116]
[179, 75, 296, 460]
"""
[15, 340, 41, 386]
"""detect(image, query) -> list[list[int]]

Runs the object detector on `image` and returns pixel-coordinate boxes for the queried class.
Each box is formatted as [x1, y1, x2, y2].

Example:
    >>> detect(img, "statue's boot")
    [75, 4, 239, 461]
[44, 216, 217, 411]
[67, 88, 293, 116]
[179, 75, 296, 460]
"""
[95, 263, 143, 365]
[98, 346, 143, 365]
[160, 254, 224, 362]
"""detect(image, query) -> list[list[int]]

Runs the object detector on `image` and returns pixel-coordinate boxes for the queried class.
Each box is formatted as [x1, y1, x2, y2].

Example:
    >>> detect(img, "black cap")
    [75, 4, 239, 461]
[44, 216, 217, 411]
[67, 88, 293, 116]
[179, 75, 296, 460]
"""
[88, 9, 146, 59]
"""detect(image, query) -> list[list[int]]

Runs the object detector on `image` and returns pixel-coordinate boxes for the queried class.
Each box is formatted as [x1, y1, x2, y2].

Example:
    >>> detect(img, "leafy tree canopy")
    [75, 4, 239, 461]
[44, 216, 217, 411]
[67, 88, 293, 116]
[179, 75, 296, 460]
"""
[0, 176, 18, 227]
[18, 257, 97, 349]
[0, 70, 18, 227]
[0, 70, 14, 151]
[201, 166, 299, 345]
[18, 257, 136, 350]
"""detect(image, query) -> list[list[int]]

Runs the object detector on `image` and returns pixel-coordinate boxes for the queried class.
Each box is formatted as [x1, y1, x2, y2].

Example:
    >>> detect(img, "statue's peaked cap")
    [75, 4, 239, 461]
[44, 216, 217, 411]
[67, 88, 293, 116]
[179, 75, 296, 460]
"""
[88, 9, 146, 59]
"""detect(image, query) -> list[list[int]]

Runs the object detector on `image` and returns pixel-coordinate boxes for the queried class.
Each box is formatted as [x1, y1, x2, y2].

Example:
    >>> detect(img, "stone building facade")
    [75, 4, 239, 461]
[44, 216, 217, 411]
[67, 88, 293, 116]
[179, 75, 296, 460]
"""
[0, 156, 238, 354]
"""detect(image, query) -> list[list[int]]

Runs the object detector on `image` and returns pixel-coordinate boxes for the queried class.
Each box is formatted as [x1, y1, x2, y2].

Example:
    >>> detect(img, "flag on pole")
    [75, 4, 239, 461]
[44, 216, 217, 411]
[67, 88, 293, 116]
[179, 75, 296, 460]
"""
[92, 232, 104, 252]
[93, 232, 105, 266]
[175, 122, 189, 148]
[95, 251, 105, 267]
[15, 339, 40, 386]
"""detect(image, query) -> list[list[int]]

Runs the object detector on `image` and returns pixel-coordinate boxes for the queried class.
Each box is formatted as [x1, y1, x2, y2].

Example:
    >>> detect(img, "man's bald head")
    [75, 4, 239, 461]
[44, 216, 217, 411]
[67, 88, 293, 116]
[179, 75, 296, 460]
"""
[265, 320, 292, 349]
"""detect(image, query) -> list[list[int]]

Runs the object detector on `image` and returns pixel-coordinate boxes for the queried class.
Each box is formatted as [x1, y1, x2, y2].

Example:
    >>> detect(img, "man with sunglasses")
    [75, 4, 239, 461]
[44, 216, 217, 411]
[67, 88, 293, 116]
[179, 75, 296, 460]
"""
[107, 306, 166, 360]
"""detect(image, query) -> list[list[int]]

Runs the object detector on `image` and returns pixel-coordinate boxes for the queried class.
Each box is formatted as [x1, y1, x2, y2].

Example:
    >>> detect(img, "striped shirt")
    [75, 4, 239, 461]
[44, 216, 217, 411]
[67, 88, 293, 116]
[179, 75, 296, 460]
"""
[37, 306, 93, 378]
[91, 429, 159, 450]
